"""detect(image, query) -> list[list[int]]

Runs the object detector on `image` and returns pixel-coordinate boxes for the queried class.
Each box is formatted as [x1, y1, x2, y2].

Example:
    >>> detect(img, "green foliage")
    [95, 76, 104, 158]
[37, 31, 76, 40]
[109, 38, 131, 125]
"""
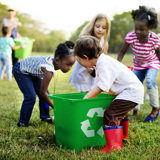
[1, 2, 160, 54]
[0, 2, 8, 37]
[70, 21, 89, 43]
[0, 3, 66, 53]
[0, 53, 160, 159]
[109, 12, 134, 53]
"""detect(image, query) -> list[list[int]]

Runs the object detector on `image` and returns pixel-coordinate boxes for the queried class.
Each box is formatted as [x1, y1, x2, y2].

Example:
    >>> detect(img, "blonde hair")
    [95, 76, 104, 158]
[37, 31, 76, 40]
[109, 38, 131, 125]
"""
[79, 13, 111, 44]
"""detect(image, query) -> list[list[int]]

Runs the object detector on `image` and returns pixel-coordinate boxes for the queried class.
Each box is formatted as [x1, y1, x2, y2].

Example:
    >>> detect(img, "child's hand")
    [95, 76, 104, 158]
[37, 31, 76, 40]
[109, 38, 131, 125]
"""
[87, 66, 96, 74]
[21, 44, 26, 48]
[87, 68, 93, 74]
[17, 22, 23, 26]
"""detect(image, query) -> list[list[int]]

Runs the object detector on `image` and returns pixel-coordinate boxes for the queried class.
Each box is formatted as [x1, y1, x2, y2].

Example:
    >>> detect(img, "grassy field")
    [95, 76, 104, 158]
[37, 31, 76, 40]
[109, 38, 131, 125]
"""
[0, 52, 160, 159]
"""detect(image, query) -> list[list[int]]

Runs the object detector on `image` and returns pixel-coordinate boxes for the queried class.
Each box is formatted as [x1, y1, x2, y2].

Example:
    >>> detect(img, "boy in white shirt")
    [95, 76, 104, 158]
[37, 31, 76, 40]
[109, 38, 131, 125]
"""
[74, 36, 144, 153]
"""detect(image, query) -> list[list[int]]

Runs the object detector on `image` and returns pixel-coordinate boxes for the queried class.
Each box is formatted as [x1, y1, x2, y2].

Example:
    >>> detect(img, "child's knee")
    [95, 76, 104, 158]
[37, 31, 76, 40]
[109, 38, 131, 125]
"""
[145, 75, 156, 89]
[24, 94, 36, 104]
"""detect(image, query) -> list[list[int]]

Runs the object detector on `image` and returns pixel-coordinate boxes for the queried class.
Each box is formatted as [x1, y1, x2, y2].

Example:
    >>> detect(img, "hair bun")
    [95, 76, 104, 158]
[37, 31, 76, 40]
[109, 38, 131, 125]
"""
[65, 41, 74, 49]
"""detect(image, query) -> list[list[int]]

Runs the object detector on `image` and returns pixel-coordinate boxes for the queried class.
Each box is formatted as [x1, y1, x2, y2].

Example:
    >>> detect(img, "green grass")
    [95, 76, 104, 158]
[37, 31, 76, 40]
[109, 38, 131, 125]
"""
[0, 52, 160, 159]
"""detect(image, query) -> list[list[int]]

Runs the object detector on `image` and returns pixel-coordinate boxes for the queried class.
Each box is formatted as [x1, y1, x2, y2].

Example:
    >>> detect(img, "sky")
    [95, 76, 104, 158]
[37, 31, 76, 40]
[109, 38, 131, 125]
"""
[1, 0, 160, 38]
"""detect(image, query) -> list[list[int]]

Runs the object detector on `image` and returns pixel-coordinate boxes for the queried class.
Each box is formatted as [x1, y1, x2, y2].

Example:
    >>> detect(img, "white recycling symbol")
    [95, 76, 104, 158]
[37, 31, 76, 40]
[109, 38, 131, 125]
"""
[80, 107, 104, 137]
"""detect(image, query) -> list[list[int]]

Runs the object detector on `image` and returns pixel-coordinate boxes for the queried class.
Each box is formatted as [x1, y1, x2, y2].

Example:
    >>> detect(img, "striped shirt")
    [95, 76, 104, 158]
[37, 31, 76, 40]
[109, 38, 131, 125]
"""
[125, 31, 160, 70]
[20, 56, 55, 78]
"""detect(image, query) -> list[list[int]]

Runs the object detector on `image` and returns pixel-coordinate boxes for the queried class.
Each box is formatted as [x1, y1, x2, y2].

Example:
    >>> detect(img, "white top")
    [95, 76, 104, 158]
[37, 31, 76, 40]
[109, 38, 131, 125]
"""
[2, 17, 19, 28]
[94, 53, 144, 104]
[41, 56, 55, 77]
[70, 37, 104, 92]
[70, 61, 94, 92]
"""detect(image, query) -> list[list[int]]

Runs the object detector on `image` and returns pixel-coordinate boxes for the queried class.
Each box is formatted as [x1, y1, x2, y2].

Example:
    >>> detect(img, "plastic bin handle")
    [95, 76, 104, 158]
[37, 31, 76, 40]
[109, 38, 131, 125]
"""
[108, 120, 117, 127]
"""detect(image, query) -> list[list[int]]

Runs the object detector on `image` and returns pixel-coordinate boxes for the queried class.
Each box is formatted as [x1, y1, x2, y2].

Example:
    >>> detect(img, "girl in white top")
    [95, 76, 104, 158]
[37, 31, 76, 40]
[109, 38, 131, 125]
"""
[70, 13, 111, 92]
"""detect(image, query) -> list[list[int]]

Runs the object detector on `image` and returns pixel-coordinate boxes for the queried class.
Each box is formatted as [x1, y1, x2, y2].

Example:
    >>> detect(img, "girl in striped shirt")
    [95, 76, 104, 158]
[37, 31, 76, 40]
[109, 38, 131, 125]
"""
[117, 6, 160, 122]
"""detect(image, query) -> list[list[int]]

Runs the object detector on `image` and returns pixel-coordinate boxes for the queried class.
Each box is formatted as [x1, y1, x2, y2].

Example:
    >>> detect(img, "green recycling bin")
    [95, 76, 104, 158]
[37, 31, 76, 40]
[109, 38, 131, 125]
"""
[48, 92, 116, 151]
[14, 37, 35, 59]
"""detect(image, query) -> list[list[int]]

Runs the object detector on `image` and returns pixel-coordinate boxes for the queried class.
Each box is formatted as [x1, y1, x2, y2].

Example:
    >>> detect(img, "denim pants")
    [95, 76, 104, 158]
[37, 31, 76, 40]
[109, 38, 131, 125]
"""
[133, 68, 159, 110]
[12, 62, 50, 123]
[0, 54, 12, 81]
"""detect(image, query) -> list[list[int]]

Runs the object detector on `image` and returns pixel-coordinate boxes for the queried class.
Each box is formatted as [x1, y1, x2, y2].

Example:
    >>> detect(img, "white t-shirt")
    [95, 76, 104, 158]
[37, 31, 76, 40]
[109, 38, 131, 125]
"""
[94, 53, 144, 104]
[69, 37, 105, 92]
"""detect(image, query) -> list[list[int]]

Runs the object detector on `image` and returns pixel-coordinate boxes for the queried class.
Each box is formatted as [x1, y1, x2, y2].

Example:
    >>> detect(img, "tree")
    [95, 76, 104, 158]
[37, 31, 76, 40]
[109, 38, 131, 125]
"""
[70, 21, 89, 43]
[109, 11, 134, 53]
[0, 2, 8, 37]
[0, 3, 66, 53]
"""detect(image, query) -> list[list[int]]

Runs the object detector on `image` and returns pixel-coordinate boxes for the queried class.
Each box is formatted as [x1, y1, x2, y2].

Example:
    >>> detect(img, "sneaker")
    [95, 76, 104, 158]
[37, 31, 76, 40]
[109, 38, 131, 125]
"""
[41, 118, 54, 124]
[17, 122, 29, 127]
[145, 110, 159, 122]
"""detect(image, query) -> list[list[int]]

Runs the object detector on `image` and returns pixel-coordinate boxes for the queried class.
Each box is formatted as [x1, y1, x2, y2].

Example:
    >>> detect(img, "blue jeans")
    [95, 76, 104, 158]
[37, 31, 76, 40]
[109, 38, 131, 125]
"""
[12, 62, 50, 123]
[134, 68, 158, 88]
[133, 68, 159, 110]
[0, 55, 12, 81]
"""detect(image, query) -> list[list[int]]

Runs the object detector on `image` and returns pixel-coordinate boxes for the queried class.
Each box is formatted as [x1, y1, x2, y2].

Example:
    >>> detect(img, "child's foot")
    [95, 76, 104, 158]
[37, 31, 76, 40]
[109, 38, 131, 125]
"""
[129, 110, 139, 119]
[145, 108, 159, 122]
[41, 118, 54, 124]
[17, 122, 29, 127]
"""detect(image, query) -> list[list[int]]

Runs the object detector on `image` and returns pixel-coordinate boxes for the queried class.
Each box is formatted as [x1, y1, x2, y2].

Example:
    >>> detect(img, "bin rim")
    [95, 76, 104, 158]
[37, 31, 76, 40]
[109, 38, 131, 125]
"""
[14, 38, 35, 42]
[48, 92, 116, 102]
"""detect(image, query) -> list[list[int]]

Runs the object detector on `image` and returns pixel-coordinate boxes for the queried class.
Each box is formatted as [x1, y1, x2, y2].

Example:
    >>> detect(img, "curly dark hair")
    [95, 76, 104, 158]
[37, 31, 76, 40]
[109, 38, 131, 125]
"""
[131, 5, 158, 29]
[54, 41, 74, 60]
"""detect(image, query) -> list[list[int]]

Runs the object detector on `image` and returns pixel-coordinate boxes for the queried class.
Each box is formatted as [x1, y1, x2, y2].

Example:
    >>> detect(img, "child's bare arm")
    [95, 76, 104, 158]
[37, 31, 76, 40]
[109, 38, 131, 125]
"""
[155, 47, 160, 60]
[117, 42, 130, 62]
[84, 86, 102, 99]
[11, 45, 24, 50]
[40, 67, 54, 108]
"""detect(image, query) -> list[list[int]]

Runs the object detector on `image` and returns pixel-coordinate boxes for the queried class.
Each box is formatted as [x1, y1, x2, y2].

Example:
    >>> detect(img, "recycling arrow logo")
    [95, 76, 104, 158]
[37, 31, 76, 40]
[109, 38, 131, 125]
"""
[80, 107, 104, 137]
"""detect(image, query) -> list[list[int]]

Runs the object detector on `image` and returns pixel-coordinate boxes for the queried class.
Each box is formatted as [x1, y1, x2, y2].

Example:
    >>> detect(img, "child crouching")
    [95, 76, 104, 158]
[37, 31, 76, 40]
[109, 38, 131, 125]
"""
[74, 36, 144, 153]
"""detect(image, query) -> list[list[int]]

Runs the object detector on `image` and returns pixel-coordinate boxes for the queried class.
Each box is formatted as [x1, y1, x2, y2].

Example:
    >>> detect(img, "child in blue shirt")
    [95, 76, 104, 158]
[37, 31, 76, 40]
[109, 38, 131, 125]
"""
[0, 26, 23, 81]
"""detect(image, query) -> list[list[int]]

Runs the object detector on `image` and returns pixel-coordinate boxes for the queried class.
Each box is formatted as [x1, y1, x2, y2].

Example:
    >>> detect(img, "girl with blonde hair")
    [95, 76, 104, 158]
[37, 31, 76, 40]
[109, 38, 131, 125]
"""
[70, 13, 111, 92]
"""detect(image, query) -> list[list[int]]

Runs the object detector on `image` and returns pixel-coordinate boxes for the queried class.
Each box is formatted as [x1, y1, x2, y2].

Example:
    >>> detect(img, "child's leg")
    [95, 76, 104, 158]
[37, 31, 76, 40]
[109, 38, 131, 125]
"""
[145, 68, 159, 121]
[130, 104, 140, 118]
[6, 57, 12, 81]
[0, 55, 6, 80]
[130, 69, 146, 117]
[100, 99, 137, 153]
[103, 99, 138, 126]
[12, 50, 18, 68]
[13, 63, 36, 124]
[33, 78, 50, 120]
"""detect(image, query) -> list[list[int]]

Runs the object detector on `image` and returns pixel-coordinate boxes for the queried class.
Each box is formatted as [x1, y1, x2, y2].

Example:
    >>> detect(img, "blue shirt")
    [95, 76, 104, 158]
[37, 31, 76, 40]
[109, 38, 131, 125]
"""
[0, 37, 15, 57]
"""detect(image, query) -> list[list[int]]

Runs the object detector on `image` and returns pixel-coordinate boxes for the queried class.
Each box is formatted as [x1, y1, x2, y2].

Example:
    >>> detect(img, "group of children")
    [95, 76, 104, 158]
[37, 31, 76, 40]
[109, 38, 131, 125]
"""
[0, 5, 160, 153]
[73, 5, 160, 153]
